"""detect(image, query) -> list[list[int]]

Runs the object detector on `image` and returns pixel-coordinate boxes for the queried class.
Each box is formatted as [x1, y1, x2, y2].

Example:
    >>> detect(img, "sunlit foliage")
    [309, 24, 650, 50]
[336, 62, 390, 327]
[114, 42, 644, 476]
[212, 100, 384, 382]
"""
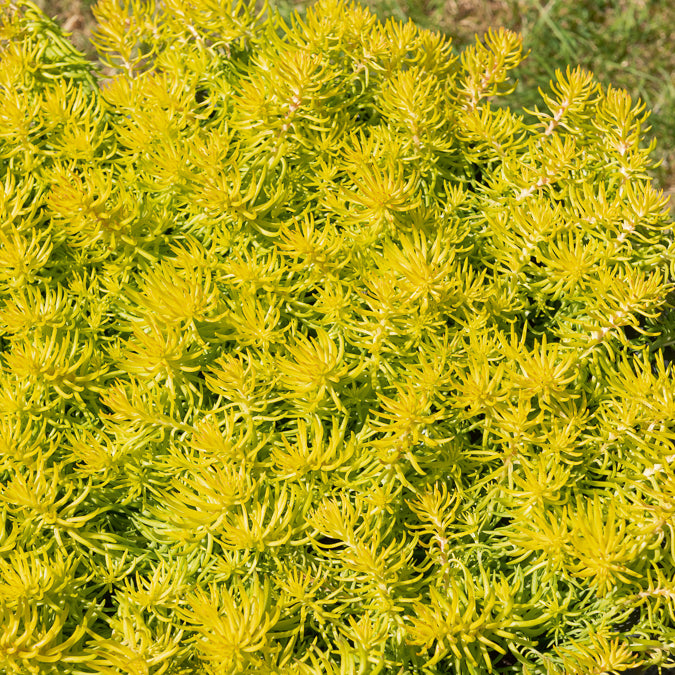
[0, 0, 674, 671]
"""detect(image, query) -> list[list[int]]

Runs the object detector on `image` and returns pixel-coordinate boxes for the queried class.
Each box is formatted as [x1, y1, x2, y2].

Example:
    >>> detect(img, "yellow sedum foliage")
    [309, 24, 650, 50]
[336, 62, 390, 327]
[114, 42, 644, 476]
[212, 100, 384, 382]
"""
[0, 0, 675, 672]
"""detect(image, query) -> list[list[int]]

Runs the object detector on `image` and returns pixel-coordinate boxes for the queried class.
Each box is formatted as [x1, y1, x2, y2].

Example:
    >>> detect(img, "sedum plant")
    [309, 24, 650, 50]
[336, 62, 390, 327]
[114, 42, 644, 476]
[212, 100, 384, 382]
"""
[1, 0, 675, 672]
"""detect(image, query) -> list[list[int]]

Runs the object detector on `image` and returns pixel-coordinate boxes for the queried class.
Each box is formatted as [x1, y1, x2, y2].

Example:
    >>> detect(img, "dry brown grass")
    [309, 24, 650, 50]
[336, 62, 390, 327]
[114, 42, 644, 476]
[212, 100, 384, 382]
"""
[36, 0, 98, 60]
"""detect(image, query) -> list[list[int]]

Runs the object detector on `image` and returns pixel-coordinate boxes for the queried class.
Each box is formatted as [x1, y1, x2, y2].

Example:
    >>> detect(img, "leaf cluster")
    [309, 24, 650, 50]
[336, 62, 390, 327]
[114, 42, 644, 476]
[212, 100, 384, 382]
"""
[0, 0, 675, 672]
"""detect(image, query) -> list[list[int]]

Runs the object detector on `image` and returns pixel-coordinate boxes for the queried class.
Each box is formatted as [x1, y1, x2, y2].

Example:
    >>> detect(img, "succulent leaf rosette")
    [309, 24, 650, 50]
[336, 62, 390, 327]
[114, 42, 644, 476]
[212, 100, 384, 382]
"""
[0, 0, 674, 672]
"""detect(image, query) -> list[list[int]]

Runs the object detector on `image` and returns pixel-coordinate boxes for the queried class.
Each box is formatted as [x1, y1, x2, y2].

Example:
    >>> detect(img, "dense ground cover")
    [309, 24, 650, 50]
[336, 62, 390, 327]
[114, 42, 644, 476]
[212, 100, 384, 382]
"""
[36, 0, 675, 212]
[2, 0, 675, 673]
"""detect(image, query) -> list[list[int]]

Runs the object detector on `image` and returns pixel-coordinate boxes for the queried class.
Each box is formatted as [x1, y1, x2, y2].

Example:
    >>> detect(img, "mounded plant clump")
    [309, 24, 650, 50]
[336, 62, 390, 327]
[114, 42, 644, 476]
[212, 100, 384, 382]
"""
[1, 0, 675, 672]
